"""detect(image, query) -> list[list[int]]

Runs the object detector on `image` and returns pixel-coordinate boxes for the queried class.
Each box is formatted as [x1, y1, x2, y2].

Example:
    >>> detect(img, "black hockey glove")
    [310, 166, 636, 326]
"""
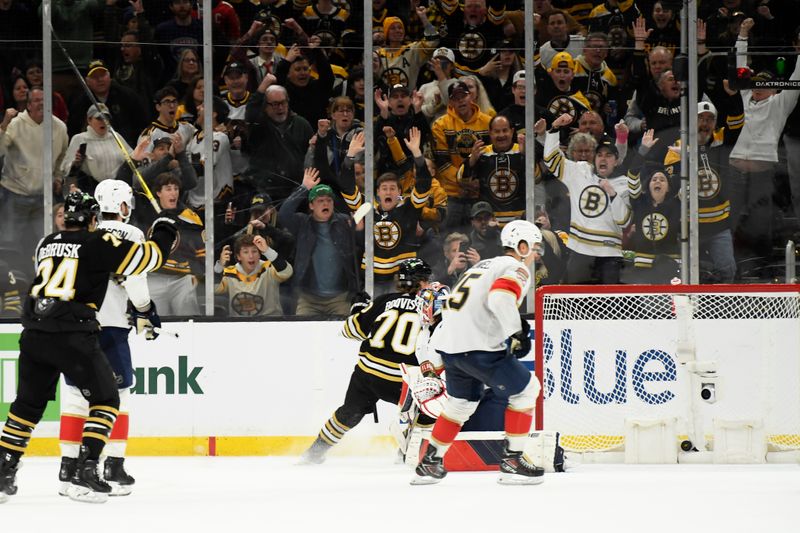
[350, 290, 372, 314]
[507, 316, 532, 359]
[149, 216, 179, 254]
[127, 301, 161, 340]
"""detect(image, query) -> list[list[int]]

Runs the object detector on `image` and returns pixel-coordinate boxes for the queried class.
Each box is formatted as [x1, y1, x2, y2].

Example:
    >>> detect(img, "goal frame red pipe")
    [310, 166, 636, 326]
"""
[532, 283, 800, 431]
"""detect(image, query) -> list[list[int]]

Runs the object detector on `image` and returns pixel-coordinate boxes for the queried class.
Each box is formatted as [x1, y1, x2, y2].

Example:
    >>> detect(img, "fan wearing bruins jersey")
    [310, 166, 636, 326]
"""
[137, 86, 196, 152]
[0, 192, 176, 504]
[215, 233, 293, 317]
[299, 1, 350, 49]
[542, 113, 631, 284]
[339, 128, 431, 294]
[438, 0, 507, 72]
[663, 101, 741, 283]
[459, 115, 540, 226]
[377, 9, 440, 90]
[185, 96, 235, 211]
[536, 52, 592, 131]
[301, 259, 435, 464]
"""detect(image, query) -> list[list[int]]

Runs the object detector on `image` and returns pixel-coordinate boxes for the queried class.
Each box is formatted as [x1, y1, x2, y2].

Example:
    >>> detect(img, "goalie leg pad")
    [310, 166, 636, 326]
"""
[524, 431, 566, 473]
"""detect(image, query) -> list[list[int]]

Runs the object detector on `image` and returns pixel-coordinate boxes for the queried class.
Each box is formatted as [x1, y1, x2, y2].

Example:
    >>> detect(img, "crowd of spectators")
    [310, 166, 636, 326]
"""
[2, 0, 800, 318]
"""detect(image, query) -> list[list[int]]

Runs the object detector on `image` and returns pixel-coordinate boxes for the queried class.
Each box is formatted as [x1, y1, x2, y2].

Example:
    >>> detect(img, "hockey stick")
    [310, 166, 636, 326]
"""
[153, 327, 180, 338]
[47, 23, 161, 214]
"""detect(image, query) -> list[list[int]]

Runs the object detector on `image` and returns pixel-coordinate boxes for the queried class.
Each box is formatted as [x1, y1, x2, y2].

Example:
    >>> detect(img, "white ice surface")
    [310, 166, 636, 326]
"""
[2, 456, 798, 532]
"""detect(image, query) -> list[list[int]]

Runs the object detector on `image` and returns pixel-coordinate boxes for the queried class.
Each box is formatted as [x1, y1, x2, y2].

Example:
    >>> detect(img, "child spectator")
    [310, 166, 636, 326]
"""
[216, 234, 293, 317]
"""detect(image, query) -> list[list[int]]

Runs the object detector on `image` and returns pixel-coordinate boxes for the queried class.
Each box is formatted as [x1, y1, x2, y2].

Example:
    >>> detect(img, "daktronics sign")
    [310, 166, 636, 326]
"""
[540, 328, 678, 406]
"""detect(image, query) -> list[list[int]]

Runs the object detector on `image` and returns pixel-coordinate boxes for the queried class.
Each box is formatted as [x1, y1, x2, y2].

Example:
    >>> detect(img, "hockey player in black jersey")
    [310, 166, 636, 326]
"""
[301, 258, 435, 464]
[0, 192, 177, 504]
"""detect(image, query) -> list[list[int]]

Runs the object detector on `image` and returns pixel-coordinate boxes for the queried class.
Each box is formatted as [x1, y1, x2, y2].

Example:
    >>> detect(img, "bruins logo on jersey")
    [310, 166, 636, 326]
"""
[458, 32, 486, 61]
[489, 167, 519, 202]
[454, 129, 479, 159]
[698, 167, 721, 200]
[584, 91, 603, 113]
[374, 220, 401, 249]
[313, 29, 337, 48]
[642, 212, 669, 241]
[381, 67, 410, 88]
[548, 96, 578, 119]
[579, 185, 608, 218]
[256, 12, 282, 36]
[231, 291, 264, 316]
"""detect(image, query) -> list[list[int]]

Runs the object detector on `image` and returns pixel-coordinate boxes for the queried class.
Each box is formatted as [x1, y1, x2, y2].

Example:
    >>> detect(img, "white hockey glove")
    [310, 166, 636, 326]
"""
[127, 301, 161, 340]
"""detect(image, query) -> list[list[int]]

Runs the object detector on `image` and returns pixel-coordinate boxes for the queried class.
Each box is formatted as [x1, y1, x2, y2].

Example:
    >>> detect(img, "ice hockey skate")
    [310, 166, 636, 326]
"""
[66, 450, 112, 503]
[298, 438, 331, 465]
[410, 444, 446, 485]
[498, 442, 545, 485]
[58, 456, 77, 496]
[0, 452, 20, 503]
[104, 457, 135, 496]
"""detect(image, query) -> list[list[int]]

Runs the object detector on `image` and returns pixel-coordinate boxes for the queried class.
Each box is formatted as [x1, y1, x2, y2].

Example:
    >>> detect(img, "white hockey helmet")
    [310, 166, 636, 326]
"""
[94, 179, 133, 222]
[501, 220, 542, 258]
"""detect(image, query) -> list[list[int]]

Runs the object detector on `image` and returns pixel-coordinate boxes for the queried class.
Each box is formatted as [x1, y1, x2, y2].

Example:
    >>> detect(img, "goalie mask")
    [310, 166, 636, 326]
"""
[94, 179, 134, 223]
[396, 258, 432, 292]
[63, 191, 100, 228]
[417, 282, 450, 326]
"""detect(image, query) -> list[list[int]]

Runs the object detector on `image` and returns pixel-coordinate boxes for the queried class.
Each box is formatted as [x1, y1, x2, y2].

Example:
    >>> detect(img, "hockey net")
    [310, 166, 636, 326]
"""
[534, 284, 800, 458]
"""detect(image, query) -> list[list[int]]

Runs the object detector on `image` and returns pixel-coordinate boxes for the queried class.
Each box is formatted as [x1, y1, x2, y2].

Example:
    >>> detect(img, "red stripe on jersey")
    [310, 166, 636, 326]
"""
[490, 278, 522, 299]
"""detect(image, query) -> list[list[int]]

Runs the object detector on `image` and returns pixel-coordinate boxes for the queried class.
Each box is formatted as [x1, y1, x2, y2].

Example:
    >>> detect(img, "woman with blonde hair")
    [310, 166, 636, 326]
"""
[167, 48, 202, 103]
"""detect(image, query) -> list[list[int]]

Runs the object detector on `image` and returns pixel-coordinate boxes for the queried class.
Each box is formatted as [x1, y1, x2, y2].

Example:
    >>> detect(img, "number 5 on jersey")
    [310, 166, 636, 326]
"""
[447, 272, 483, 311]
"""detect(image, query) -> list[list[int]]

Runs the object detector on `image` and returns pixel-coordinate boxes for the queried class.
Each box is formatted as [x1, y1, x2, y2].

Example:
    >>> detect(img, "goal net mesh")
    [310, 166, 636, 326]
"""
[536, 287, 800, 454]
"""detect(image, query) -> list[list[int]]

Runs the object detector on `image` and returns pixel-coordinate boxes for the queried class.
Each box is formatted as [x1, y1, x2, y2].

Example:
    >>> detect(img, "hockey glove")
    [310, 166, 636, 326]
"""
[127, 301, 161, 340]
[149, 216, 179, 254]
[507, 316, 532, 359]
[349, 290, 372, 314]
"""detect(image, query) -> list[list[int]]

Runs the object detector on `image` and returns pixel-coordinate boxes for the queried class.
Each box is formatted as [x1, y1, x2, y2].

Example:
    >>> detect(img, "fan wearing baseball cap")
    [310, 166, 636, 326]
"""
[537, 51, 592, 127]
[431, 79, 493, 231]
[417, 47, 464, 121]
[376, 6, 440, 90]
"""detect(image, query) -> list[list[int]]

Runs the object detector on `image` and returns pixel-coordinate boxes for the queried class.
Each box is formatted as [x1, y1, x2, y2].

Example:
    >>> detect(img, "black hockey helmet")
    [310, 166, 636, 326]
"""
[397, 258, 432, 291]
[64, 191, 99, 228]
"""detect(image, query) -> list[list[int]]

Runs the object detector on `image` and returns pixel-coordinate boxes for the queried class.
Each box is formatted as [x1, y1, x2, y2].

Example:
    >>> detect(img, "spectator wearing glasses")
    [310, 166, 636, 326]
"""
[137, 86, 196, 153]
[166, 49, 202, 108]
[245, 80, 314, 202]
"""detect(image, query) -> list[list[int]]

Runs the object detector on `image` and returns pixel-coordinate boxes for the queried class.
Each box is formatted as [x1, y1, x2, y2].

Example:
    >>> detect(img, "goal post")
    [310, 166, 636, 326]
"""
[534, 284, 800, 462]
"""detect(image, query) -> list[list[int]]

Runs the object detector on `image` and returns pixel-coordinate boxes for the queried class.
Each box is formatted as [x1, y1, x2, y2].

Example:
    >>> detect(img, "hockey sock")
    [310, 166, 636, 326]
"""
[59, 414, 85, 458]
[429, 415, 463, 457]
[318, 413, 352, 447]
[504, 408, 533, 452]
[81, 405, 119, 460]
[105, 412, 129, 457]
[0, 412, 36, 458]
